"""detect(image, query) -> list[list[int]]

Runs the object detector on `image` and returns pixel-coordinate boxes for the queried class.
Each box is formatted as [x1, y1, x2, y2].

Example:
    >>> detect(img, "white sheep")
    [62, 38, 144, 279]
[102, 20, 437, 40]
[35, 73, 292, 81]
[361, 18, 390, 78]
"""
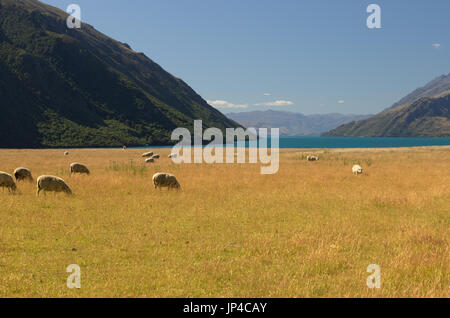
[0, 171, 17, 193]
[14, 167, 33, 182]
[142, 152, 154, 158]
[36, 175, 72, 196]
[152, 154, 160, 159]
[64, 151, 69, 156]
[70, 163, 90, 175]
[307, 155, 319, 161]
[352, 164, 363, 175]
[152, 173, 181, 190]
[145, 158, 155, 163]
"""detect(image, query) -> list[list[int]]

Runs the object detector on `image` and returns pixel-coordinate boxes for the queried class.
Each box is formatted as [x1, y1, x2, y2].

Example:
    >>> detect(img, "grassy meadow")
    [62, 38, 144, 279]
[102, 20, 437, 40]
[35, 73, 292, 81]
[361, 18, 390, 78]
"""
[0, 147, 449, 297]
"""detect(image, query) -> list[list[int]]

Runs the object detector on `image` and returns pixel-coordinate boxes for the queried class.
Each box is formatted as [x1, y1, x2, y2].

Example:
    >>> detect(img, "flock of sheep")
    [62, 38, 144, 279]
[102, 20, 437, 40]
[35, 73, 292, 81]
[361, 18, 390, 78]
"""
[0, 150, 181, 196]
[0, 150, 364, 196]
[0, 167, 74, 196]
[141, 151, 181, 189]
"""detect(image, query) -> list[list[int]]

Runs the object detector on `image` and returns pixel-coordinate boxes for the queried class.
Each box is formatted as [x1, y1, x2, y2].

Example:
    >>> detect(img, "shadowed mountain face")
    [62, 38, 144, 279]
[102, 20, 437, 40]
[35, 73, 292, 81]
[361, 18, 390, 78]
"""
[226, 110, 371, 136]
[0, 0, 239, 148]
[323, 74, 450, 137]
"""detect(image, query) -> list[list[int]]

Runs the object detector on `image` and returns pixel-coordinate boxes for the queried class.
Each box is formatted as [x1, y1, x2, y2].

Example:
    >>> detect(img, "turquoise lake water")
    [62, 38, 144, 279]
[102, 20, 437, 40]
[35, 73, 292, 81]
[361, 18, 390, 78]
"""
[275, 136, 450, 148]
[136, 136, 450, 149]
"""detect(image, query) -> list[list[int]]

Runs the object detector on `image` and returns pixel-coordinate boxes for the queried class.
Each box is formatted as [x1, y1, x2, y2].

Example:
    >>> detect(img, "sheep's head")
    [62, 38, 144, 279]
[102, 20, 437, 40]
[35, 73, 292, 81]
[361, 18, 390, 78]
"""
[64, 185, 73, 195]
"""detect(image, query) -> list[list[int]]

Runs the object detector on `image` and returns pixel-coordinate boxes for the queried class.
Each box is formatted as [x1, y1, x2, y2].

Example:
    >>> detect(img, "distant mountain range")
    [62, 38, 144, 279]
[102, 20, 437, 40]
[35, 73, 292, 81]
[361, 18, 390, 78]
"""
[324, 73, 450, 137]
[0, 0, 238, 148]
[226, 111, 371, 136]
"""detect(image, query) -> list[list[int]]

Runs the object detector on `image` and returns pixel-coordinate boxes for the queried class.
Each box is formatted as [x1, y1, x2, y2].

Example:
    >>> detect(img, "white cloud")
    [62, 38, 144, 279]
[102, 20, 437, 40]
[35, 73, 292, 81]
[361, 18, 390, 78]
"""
[254, 100, 294, 107]
[337, 100, 345, 104]
[263, 93, 271, 96]
[432, 43, 441, 49]
[207, 100, 248, 109]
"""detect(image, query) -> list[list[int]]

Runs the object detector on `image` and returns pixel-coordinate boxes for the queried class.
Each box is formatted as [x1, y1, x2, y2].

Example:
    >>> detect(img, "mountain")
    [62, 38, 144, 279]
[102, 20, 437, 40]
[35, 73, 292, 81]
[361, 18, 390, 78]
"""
[324, 74, 450, 137]
[0, 0, 238, 148]
[226, 110, 371, 136]
[387, 73, 450, 110]
[323, 94, 450, 137]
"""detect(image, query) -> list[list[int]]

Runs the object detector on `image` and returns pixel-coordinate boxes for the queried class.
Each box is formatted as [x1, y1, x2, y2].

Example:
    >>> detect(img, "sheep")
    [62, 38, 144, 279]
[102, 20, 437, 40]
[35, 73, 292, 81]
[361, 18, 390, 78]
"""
[152, 154, 160, 159]
[152, 173, 181, 191]
[0, 171, 17, 193]
[123, 146, 127, 150]
[142, 152, 154, 158]
[145, 158, 155, 163]
[64, 151, 69, 156]
[36, 175, 72, 196]
[14, 167, 33, 182]
[352, 164, 363, 175]
[307, 155, 319, 161]
[70, 163, 90, 175]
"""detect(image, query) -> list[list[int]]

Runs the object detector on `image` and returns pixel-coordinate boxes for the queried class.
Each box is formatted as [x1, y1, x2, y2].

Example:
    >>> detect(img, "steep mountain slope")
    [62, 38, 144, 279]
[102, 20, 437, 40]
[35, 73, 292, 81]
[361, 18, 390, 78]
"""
[0, 0, 238, 147]
[323, 74, 450, 137]
[226, 110, 371, 136]
[324, 93, 450, 137]
[387, 73, 450, 110]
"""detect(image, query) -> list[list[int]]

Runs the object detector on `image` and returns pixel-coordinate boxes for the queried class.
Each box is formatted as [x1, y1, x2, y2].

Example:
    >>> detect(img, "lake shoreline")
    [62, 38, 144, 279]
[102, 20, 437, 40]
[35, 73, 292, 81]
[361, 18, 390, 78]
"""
[2, 136, 450, 150]
[1, 145, 450, 152]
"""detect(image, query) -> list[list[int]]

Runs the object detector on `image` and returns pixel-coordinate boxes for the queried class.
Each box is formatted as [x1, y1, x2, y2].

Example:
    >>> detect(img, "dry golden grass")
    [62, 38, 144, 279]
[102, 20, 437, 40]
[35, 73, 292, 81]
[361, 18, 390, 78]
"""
[0, 147, 449, 298]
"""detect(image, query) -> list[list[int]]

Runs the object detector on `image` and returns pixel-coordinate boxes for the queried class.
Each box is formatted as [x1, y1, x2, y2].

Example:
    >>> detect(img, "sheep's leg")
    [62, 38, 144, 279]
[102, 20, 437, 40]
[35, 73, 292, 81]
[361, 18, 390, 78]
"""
[36, 188, 41, 197]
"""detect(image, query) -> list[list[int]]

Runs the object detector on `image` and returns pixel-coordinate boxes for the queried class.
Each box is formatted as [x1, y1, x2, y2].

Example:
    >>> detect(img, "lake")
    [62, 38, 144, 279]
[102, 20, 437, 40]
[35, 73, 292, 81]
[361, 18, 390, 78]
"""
[136, 136, 450, 149]
[275, 136, 450, 148]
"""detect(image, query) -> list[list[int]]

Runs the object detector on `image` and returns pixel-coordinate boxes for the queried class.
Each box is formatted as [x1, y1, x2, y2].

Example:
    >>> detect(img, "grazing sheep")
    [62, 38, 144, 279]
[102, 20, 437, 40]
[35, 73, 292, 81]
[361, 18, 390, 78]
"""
[152, 173, 181, 190]
[37, 175, 72, 196]
[352, 164, 363, 175]
[168, 154, 178, 159]
[64, 151, 69, 156]
[14, 167, 33, 182]
[142, 152, 154, 158]
[145, 158, 155, 163]
[152, 154, 160, 159]
[0, 171, 17, 193]
[307, 155, 319, 161]
[70, 163, 90, 175]
[123, 146, 127, 150]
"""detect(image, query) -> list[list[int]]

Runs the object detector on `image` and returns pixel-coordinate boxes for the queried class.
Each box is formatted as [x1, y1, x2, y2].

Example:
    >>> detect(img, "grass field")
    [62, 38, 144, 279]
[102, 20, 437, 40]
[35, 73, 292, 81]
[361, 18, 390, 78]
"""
[0, 147, 448, 297]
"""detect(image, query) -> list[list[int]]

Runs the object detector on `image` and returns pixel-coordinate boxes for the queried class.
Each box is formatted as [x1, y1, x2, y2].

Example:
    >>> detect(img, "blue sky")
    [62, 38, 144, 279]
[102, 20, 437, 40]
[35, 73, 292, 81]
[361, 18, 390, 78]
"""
[45, 0, 450, 115]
